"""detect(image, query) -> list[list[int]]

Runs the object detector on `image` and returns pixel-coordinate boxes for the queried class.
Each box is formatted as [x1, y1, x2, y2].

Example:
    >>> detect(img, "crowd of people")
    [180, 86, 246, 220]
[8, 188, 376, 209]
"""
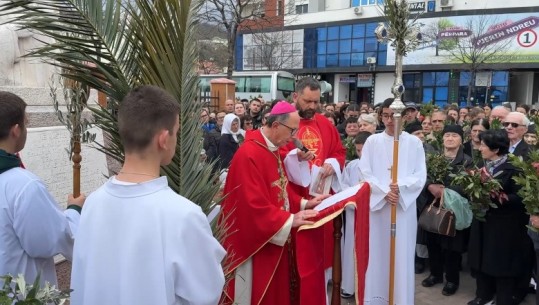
[3, 77, 539, 305]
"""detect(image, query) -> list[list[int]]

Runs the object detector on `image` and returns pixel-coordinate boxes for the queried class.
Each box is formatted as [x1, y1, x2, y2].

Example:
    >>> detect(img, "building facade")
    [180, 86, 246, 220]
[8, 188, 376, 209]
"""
[236, 0, 539, 107]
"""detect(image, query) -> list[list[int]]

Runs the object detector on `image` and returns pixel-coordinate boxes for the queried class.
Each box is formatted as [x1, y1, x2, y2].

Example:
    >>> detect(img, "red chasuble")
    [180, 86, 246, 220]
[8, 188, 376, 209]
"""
[279, 113, 346, 305]
[219, 130, 301, 305]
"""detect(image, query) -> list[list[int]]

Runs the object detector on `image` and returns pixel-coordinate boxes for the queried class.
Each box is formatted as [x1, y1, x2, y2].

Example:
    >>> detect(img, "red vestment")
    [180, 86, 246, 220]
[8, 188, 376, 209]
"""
[280, 113, 346, 305]
[219, 129, 301, 305]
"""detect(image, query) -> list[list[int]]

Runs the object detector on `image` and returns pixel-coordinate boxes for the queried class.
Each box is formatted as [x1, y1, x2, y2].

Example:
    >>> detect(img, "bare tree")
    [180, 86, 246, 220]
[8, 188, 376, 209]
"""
[197, 0, 296, 77]
[245, 29, 302, 70]
[444, 15, 513, 105]
[422, 18, 458, 56]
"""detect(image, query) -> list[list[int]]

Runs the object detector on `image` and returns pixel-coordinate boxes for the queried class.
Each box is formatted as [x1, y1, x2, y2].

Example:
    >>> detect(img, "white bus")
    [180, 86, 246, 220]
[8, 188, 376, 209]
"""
[198, 71, 295, 101]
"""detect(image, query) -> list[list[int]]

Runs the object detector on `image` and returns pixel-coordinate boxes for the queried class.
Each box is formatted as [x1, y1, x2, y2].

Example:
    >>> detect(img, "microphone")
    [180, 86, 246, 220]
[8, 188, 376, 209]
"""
[293, 138, 309, 153]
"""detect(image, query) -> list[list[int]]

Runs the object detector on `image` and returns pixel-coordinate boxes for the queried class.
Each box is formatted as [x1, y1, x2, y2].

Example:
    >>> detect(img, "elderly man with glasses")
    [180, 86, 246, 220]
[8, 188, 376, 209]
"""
[503, 111, 531, 159]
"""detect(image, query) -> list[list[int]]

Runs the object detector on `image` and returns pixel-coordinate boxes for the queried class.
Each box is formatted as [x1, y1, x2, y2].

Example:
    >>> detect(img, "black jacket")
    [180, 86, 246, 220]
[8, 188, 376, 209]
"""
[468, 160, 534, 276]
[512, 140, 531, 160]
[218, 134, 240, 170]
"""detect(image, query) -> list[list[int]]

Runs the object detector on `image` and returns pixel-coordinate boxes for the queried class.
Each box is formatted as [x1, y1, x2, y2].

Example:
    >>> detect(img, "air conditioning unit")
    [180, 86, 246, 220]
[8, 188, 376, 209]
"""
[440, 0, 453, 7]
[353, 6, 363, 15]
[366, 57, 377, 64]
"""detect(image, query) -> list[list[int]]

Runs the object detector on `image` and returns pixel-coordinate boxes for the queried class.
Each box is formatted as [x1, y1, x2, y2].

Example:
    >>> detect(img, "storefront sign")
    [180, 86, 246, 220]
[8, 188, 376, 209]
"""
[409, 2, 426, 13]
[357, 74, 373, 88]
[339, 76, 356, 83]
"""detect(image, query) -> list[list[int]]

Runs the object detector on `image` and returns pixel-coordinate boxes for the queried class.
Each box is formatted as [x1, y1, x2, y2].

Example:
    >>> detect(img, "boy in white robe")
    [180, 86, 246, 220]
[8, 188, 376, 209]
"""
[341, 131, 371, 298]
[0, 91, 84, 286]
[70, 86, 226, 305]
[359, 98, 426, 305]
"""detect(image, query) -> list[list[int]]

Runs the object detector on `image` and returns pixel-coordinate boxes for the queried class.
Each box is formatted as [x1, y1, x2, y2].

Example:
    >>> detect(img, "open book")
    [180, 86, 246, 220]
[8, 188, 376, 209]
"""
[314, 183, 364, 211]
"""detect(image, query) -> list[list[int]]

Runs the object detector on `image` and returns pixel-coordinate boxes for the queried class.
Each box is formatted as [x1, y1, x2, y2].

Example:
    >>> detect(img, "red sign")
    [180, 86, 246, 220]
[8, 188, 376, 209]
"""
[474, 16, 539, 47]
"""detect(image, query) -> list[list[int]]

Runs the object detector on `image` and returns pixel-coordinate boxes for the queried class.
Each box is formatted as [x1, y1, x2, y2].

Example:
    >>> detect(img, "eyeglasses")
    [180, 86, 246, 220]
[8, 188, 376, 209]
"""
[381, 113, 394, 120]
[431, 120, 444, 123]
[502, 122, 525, 128]
[278, 121, 298, 136]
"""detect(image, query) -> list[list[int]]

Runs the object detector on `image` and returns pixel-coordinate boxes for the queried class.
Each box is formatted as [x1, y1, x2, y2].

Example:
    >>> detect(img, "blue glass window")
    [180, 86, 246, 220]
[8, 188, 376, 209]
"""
[327, 54, 338, 67]
[351, 0, 360, 5]
[435, 72, 449, 86]
[317, 55, 326, 68]
[369, 0, 376, 4]
[340, 39, 351, 53]
[423, 88, 433, 103]
[352, 39, 364, 52]
[365, 37, 378, 52]
[317, 41, 326, 54]
[365, 23, 378, 37]
[378, 0, 384, 4]
[304, 28, 317, 42]
[491, 71, 508, 86]
[317, 28, 327, 41]
[361, 0, 368, 5]
[328, 26, 340, 40]
[339, 53, 351, 67]
[435, 87, 448, 100]
[351, 53, 364, 66]
[327, 41, 339, 54]
[353, 24, 365, 38]
[377, 52, 387, 65]
[423, 72, 435, 86]
[459, 72, 471, 87]
[340, 25, 352, 39]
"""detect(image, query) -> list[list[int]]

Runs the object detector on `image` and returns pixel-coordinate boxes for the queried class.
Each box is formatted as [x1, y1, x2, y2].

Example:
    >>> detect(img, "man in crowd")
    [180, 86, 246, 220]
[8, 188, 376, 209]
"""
[219, 101, 328, 305]
[504, 112, 531, 159]
[224, 99, 234, 113]
[404, 102, 420, 124]
[248, 98, 263, 129]
[71, 85, 225, 305]
[431, 110, 446, 133]
[0, 91, 85, 286]
[359, 97, 427, 304]
[282, 77, 346, 304]
[489, 105, 510, 125]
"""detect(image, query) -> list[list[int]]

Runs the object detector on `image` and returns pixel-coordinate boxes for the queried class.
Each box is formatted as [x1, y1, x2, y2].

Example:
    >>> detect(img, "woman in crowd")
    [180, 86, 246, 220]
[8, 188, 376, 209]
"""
[421, 125, 472, 297]
[357, 113, 377, 134]
[323, 111, 337, 126]
[422, 115, 433, 135]
[467, 129, 533, 305]
[218, 113, 244, 170]
[463, 118, 490, 165]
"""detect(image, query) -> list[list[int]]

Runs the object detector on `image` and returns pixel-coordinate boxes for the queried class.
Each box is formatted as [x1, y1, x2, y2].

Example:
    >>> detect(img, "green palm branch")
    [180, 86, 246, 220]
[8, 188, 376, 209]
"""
[0, 0, 220, 214]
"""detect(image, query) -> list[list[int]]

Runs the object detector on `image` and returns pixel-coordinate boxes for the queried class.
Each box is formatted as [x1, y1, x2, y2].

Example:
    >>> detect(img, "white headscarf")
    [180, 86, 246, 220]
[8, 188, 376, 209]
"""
[221, 113, 243, 142]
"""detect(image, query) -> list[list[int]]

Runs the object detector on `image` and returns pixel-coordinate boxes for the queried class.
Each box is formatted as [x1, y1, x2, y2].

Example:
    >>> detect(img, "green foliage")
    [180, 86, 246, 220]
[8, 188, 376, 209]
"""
[450, 167, 503, 221]
[0, 274, 70, 305]
[426, 130, 443, 151]
[420, 103, 436, 118]
[50, 76, 96, 161]
[490, 118, 503, 130]
[343, 137, 356, 161]
[1, 0, 220, 214]
[510, 152, 539, 217]
[426, 152, 451, 184]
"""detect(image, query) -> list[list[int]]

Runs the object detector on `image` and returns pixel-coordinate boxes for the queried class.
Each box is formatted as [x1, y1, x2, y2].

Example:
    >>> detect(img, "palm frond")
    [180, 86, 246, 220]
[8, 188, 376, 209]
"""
[1, 0, 220, 212]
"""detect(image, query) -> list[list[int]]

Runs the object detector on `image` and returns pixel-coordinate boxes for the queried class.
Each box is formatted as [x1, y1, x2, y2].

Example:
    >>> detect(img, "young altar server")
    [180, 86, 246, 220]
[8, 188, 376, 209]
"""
[70, 85, 225, 305]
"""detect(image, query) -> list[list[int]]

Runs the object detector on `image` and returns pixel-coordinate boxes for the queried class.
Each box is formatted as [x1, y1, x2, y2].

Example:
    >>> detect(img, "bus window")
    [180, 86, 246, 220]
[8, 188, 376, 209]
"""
[277, 76, 295, 98]
[246, 76, 271, 93]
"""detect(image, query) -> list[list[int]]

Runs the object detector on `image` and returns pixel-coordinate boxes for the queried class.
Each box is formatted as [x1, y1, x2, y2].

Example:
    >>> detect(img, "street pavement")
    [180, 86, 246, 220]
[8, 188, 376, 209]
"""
[58, 260, 536, 305]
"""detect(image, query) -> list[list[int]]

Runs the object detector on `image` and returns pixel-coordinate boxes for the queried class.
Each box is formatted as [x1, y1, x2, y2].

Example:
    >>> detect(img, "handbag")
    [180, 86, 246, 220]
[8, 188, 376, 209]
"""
[418, 192, 456, 237]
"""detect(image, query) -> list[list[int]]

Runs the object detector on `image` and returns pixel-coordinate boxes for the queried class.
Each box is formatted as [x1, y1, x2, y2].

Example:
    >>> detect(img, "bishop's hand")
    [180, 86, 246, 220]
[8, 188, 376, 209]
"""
[320, 163, 335, 178]
[292, 210, 319, 228]
[305, 194, 331, 210]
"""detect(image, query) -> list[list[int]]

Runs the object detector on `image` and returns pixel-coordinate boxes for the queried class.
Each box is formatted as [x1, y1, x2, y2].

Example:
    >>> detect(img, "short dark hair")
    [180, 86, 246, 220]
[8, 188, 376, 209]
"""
[354, 131, 372, 145]
[345, 117, 359, 126]
[381, 98, 394, 110]
[516, 104, 530, 114]
[0, 91, 27, 141]
[346, 104, 360, 113]
[470, 118, 490, 130]
[479, 129, 509, 156]
[295, 77, 320, 94]
[250, 98, 261, 105]
[118, 85, 180, 153]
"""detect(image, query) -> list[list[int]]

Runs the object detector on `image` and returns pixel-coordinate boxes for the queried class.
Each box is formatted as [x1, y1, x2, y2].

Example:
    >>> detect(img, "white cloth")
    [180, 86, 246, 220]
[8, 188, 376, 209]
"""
[71, 177, 226, 305]
[221, 113, 243, 142]
[340, 159, 365, 294]
[0, 168, 79, 286]
[358, 132, 426, 305]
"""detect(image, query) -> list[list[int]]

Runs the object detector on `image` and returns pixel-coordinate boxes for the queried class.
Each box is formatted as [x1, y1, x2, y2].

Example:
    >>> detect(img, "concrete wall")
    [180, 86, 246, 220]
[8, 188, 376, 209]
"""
[374, 73, 394, 105]
[20, 126, 108, 207]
